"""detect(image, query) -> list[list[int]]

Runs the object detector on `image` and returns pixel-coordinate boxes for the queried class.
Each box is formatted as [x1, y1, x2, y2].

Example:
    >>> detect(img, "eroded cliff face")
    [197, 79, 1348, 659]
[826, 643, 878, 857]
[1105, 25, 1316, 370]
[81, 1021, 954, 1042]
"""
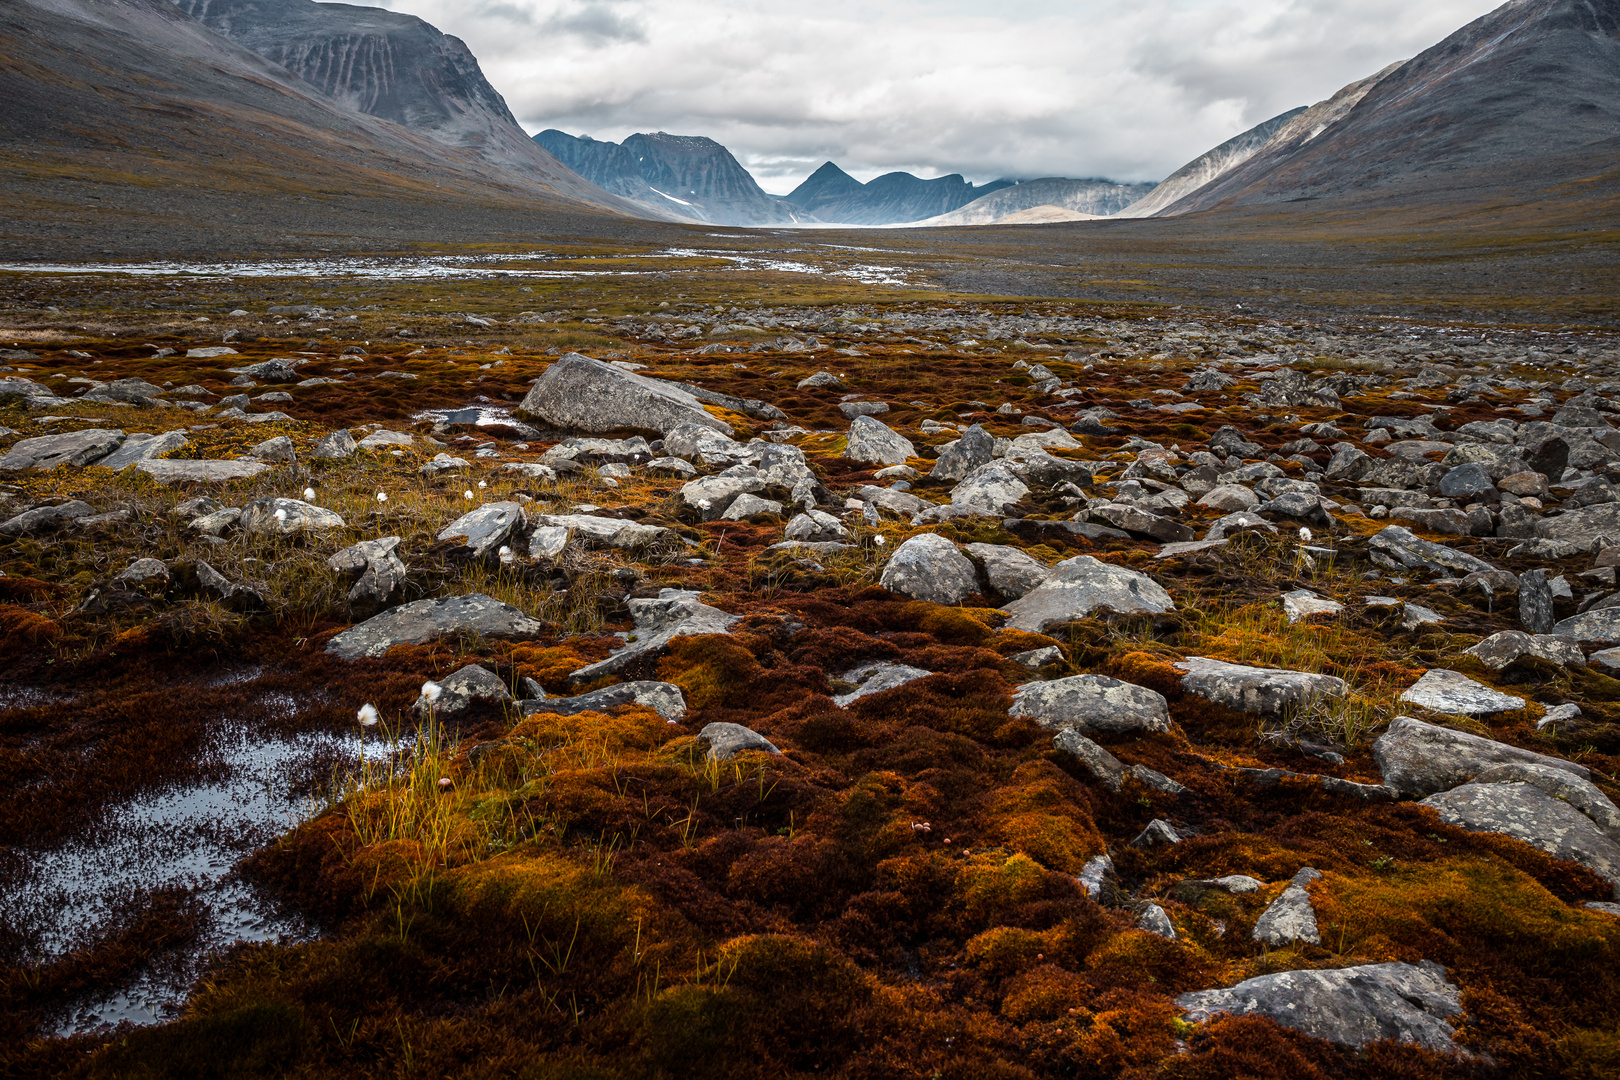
[172, 0, 655, 215]
[928, 177, 1157, 226]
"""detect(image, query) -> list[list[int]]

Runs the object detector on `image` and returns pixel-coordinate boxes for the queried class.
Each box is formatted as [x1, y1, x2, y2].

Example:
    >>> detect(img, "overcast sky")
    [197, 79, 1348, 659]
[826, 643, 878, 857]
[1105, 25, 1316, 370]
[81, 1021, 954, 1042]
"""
[372, 0, 1504, 194]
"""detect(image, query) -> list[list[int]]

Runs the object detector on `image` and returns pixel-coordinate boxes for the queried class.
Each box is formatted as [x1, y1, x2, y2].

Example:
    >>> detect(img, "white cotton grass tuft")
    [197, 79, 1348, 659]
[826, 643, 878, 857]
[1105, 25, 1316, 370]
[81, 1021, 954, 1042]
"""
[273, 508, 287, 523]
[376, 492, 388, 503]
[1299, 527, 1313, 542]
[421, 680, 443, 704]
[874, 535, 886, 546]
[464, 490, 475, 500]
[357, 703, 380, 727]
[303, 487, 315, 502]
[478, 480, 488, 489]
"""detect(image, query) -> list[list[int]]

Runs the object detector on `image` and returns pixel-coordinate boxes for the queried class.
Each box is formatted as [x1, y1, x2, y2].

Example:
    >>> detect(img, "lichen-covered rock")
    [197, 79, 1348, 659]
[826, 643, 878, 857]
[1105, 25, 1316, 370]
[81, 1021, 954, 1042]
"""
[1281, 590, 1344, 623]
[1368, 525, 1496, 576]
[929, 425, 994, 481]
[833, 662, 933, 707]
[1552, 606, 1620, 646]
[879, 534, 979, 604]
[135, 459, 271, 484]
[1464, 631, 1584, 670]
[1251, 868, 1322, 945]
[1473, 761, 1620, 843]
[327, 537, 406, 607]
[1085, 503, 1194, 543]
[0, 501, 95, 537]
[97, 430, 190, 470]
[721, 493, 784, 520]
[521, 681, 688, 721]
[964, 543, 1050, 600]
[414, 663, 512, 716]
[1399, 669, 1525, 715]
[843, 415, 915, 465]
[1011, 675, 1171, 735]
[1372, 715, 1590, 797]
[568, 591, 737, 684]
[240, 497, 345, 536]
[1052, 729, 1127, 791]
[1001, 555, 1174, 632]
[311, 429, 357, 459]
[698, 722, 781, 762]
[530, 514, 671, 551]
[1174, 657, 1347, 718]
[0, 429, 124, 471]
[784, 510, 850, 543]
[1178, 962, 1464, 1053]
[950, 462, 1030, 514]
[518, 352, 732, 435]
[437, 502, 526, 556]
[326, 594, 545, 659]
[1423, 782, 1620, 896]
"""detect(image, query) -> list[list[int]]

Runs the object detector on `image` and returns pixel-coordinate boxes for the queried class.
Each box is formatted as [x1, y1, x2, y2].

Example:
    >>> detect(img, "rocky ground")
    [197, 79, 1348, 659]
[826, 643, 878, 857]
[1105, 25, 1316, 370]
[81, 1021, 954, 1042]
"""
[5, 270, 1620, 1078]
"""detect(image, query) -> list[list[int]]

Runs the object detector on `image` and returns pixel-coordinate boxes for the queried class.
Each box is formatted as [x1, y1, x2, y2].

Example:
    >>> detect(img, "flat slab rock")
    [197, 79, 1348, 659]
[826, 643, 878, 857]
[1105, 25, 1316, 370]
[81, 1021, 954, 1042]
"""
[0, 429, 124, 470]
[1001, 555, 1174, 633]
[1178, 961, 1464, 1053]
[569, 590, 738, 684]
[1423, 782, 1620, 896]
[326, 593, 545, 660]
[518, 352, 732, 436]
[1281, 590, 1343, 623]
[1174, 657, 1347, 718]
[1552, 606, 1620, 647]
[698, 722, 780, 762]
[1465, 631, 1584, 670]
[1372, 715, 1590, 798]
[833, 662, 933, 707]
[1011, 675, 1171, 735]
[1368, 525, 1495, 577]
[1252, 868, 1322, 946]
[520, 681, 687, 721]
[1399, 669, 1526, 716]
[135, 459, 271, 484]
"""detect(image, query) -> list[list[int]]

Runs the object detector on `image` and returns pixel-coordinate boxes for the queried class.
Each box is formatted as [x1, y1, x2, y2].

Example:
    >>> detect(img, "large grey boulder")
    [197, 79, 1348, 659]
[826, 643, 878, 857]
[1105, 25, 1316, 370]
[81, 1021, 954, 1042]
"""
[784, 510, 851, 544]
[1198, 484, 1260, 512]
[1178, 962, 1464, 1053]
[0, 429, 123, 471]
[529, 514, 671, 552]
[1368, 525, 1495, 576]
[1423, 782, 1620, 896]
[844, 415, 915, 465]
[965, 543, 1050, 600]
[1473, 761, 1620, 844]
[229, 358, 301, 383]
[517, 353, 731, 436]
[1552, 606, 1620, 647]
[879, 534, 980, 604]
[414, 663, 512, 717]
[929, 425, 994, 481]
[833, 662, 933, 707]
[1085, 503, 1195, 543]
[97, 431, 190, 470]
[438, 502, 526, 557]
[1372, 715, 1590, 797]
[663, 422, 744, 463]
[82, 377, 165, 404]
[950, 462, 1030, 514]
[135, 459, 271, 484]
[682, 470, 767, 520]
[697, 722, 781, 762]
[326, 593, 545, 659]
[1001, 555, 1174, 633]
[311, 429, 357, 460]
[1173, 657, 1347, 717]
[1251, 868, 1322, 945]
[1399, 669, 1525, 715]
[243, 435, 296, 464]
[1464, 631, 1584, 670]
[0, 500, 95, 537]
[521, 681, 687, 721]
[1538, 503, 1620, 547]
[240, 498, 345, 536]
[568, 590, 737, 684]
[1010, 675, 1171, 735]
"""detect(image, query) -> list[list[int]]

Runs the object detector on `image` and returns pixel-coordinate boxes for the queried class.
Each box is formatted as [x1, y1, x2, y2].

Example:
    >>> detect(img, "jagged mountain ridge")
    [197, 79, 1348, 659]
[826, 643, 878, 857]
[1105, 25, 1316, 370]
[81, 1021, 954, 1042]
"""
[1148, 0, 1620, 217]
[171, 0, 649, 215]
[535, 130, 804, 226]
[783, 164, 1015, 225]
[1113, 108, 1306, 220]
[923, 177, 1156, 226]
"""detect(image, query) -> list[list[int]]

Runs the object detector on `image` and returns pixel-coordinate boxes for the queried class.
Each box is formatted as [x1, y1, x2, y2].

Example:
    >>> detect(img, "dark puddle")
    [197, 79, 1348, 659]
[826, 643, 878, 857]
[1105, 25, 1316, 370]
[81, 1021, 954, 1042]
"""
[3, 719, 364, 1034]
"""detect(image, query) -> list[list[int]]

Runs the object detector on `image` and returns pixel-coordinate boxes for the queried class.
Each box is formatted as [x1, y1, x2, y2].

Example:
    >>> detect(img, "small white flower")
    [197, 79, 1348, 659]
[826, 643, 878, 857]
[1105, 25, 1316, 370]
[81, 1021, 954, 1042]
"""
[478, 480, 488, 489]
[1299, 527, 1313, 542]
[376, 492, 388, 503]
[874, 535, 886, 546]
[273, 508, 287, 523]
[303, 487, 315, 502]
[357, 703, 380, 727]
[499, 545, 512, 558]
[421, 680, 443, 704]
[698, 499, 712, 511]
[464, 489, 475, 500]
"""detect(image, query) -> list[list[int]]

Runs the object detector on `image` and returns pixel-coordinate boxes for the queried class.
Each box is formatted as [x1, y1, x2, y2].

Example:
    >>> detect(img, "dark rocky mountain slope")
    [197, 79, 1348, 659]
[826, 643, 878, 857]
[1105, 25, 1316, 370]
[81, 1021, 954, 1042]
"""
[1152, 0, 1620, 217]
[925, 176, 1157, 226]
[0, 0, 645, 258]
[536, 130, 805, 226]
[784, 165, 1014, 225]
[171, 0, 645, 215]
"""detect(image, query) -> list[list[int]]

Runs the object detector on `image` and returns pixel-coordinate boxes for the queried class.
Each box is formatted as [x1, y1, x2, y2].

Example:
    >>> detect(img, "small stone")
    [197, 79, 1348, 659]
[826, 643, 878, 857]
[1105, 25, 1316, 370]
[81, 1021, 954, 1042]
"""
[1464, 630, 1584, 670]
[326, 594, 545, 659]
[964, 543, 1050, 600]
[697, 722, 781, 762]
[721, 493, 784, 520]
[1131, 819, 1182, 847]
[1519, 567, 1555, 635]
[1138, 903, 1177, 940]
[1052, 729, 1128, 791]
[1252, 867, 1322, 946]
[1012, 675, 1171, 735]
[844, 415, 915, 465]
[1281, 589, 1344, 623]
[833, 662, 933, 707]
[413, 663, 512, 716]
[1001, 555, 1175, 633]
[243, 435, 296, 464]
[311, 429, 358, 459]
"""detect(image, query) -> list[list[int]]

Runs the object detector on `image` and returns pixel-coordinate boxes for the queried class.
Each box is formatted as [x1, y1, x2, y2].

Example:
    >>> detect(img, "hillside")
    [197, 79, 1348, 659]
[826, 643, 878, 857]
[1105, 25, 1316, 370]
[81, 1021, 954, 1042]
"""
[923, 177, 1156, 227]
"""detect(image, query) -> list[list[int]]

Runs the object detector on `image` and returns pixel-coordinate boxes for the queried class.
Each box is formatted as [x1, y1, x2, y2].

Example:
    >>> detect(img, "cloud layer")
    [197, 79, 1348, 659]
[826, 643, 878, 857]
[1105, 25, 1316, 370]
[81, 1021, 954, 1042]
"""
[372, 0, 1505, 192]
